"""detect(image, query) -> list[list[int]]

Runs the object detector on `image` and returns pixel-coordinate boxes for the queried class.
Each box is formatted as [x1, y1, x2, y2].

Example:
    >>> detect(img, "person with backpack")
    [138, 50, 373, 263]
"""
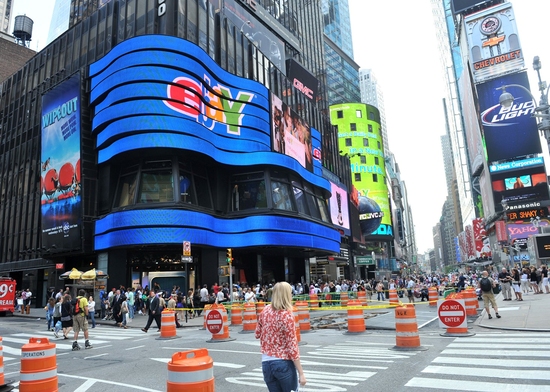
[478, 271, 501, 319]
[72, 289, 93, 350]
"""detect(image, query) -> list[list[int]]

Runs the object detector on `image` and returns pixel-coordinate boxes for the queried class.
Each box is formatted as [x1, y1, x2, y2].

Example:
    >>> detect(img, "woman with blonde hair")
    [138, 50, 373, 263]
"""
[255, 282, 306, 391]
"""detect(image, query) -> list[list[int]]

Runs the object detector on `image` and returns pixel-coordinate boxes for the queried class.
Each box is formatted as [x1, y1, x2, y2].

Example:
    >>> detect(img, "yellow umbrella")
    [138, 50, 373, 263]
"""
[81, 268, 97, 280]
[68, 268, 83, 279]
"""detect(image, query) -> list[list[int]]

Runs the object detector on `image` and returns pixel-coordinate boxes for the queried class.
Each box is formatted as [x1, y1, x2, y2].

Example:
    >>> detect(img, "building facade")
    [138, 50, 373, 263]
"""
[0, 0, 355, 306]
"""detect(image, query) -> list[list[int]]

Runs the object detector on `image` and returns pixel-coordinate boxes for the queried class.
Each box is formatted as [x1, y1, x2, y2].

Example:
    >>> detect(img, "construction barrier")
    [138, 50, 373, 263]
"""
[428, 287, 438, 307]
[208, 304, 234, 342]
[463, 289, 478, 317]
[345, 300, 365, 334]
[230, 303, 243, 326]
[357, 291, 368, 307]
[293, 306, 301, 344]
[391, 305, 428, 351]
[20, 337, 57, 392]
[440, 296, 476, 337]
[201, 304, 212, 330]
[256, 301, 265, 317]
[309, 293, 319, 308]
[340, 291, 349, 307]
[388, 289, 398, 306]
[167, 349, 214, 392]
[241, 302, 257, 333]
[295, 301, 311, 332]
[159, 310, 178, 339]
[0, 336, 14, 392]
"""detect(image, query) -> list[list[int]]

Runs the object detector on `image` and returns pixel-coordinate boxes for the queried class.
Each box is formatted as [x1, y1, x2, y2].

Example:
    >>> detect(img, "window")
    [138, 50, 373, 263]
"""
[138, 169, 174, 203]
[292, 180, 309, 215]
[369, 111, 375, 120]
[231, 172, 267, 211]
[360, 156, 367, 164]
[354, 173, 361, 182]
[368, 124, 373, 133]
[271, 181, 294, 211]
[316, 196, 330, 223]
[373, 174, 378, 182]
[345, 138, 352, 147]
[356, 110, 362, 118]
[377, 141, 381, 149]
[374, 157, 379, 165]
[350, 123, 356, 131]
[363, 138, 369, 147]
[114, 172, 137, 207]
[337, 110, 343, 118]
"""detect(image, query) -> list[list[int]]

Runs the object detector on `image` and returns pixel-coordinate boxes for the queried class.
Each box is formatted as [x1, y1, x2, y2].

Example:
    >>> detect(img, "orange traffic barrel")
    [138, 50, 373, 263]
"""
[309, 293, 319, 308]
[20, 337, 57, 392]
[293, 306, 301, 344]
[388, 289, 398, 306]
[207, 304, 234, 342]
[440, 295, 476, 337]
[391, 305, 428, 351]
[201, 304, 212, 330]
[0, 336, 13, 390]
[295, 301, 311, 332]
[357, 290, 368, 307]
[167, 349, 214, 392]
[230, 303, 243, 326]
[256, 301, 265, 318]
[463, 289, 478, 317]
[340, 291, 349, 307]
[159, 310, 178, 340]
[240, 302, 257, 333]
[428, 287, 438, 307]
[345, 300, 365, 334]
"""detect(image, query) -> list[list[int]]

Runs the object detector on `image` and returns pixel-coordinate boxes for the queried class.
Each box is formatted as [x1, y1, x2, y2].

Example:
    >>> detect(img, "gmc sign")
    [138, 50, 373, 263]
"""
[286, 59, 318, 102]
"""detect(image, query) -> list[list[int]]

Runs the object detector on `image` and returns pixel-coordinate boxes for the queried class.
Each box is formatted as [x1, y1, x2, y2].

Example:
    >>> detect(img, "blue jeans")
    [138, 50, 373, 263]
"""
[262, 360, 298, 392]
[128, 303, 135, 319]
[89, 311, 96, 328]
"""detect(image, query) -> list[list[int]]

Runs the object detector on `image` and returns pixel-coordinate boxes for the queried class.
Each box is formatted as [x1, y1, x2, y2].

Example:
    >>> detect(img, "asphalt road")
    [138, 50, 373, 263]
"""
[1, 316, 549, 391]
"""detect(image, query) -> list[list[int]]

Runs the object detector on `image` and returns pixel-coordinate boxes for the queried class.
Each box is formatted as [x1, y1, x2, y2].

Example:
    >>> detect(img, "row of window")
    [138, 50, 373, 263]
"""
[112, 157, 331, 224]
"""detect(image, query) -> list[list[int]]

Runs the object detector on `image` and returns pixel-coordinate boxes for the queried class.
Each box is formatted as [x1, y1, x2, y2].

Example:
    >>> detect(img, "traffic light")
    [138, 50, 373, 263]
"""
[226, 248, 233, 264]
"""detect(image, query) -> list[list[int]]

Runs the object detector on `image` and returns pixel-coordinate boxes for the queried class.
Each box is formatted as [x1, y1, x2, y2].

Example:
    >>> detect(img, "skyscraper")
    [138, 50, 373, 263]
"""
[46, 0, 70, 45]
[359, 68, 389, 158]
[0, 0, 13, 37]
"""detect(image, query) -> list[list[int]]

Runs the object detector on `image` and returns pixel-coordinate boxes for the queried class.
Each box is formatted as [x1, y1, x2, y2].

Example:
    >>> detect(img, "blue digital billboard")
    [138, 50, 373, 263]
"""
[477, 71, 542, 163]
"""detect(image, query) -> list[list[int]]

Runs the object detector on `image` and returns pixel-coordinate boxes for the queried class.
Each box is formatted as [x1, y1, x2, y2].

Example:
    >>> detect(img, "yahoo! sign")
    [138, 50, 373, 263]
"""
[164, 74, 254, 136]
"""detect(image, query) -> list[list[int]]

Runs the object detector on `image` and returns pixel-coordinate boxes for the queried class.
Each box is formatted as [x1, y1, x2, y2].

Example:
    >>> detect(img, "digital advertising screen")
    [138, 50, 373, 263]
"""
[477, 71, 542, 163]
[504, 175, 532, 190]
[271, 93, 313, 171]
[40, 73, 82, 251]
[329, 182, 350, 235]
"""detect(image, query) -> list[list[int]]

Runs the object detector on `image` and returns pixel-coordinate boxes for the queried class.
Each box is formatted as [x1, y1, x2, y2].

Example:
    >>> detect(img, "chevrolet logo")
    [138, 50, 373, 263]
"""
[482, 35, 505, 47]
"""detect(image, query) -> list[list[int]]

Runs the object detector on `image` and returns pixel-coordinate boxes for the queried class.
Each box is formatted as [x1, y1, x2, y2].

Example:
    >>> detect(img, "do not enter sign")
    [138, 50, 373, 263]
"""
[437, 299, 466, 328]
[206, 309, 223, 334]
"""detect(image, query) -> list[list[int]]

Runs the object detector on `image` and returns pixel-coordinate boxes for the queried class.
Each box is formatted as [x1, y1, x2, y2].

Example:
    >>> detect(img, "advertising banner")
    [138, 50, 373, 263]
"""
[40, 73, 82, 251]
[223, 0, 285, 74]
[465, 3, 524, 83]
[473, 218, 491, 258]
[507, 222, 546, 242]
[329, 182, 350, 235]
[271, 93, 313, 171]
[451, 0, 487, 15]
[476, 71, 541, 163]
[286, 59, 319, 102]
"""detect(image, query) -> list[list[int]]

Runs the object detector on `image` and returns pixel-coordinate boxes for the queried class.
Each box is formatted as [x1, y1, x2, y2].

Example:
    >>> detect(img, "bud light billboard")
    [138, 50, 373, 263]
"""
[40, 73, 82, 252]
[476, 71, 542, 163]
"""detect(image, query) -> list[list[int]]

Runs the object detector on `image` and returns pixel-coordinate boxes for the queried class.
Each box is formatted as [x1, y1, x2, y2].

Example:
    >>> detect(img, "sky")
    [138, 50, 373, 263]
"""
[9, 0, 550, 253]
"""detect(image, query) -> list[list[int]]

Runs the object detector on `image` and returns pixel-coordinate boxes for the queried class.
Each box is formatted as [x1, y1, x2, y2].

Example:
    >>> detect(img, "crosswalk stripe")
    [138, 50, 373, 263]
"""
[433, 356, 550, 368]
[422, 365, 550, 380]
[441, 348, 550, 357]
[406, 377, 550, 391]
[447, 342, 550, 350]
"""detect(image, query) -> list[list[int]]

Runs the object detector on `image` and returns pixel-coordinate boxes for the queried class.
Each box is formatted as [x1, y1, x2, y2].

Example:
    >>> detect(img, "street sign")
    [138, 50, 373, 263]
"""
[55, 263, 64, 270]
[180, 256, 193, 263]
[437, 299, 467, 328]
[183, 241, 191, 256]
[206, 309, 223, 334]
[355, 256, 375, 265]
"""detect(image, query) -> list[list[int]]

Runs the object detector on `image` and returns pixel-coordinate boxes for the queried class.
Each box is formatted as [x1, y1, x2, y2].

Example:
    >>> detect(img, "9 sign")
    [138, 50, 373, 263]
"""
[0, 281, 15, 299]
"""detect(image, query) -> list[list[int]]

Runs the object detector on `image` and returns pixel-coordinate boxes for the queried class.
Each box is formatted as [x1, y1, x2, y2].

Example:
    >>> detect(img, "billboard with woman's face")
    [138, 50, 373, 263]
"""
[271, 93, 313, 172]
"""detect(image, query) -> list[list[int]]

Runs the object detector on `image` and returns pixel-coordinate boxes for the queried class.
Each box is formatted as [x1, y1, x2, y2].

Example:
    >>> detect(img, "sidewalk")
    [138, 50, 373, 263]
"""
[475, 288, 550, 332]
[10, 307, 205, 331]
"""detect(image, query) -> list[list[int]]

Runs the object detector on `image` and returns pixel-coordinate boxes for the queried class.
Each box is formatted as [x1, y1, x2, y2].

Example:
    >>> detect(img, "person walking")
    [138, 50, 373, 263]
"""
[142, 290, 161, 332]
[498, 267, 513, 301]
[88, 295, 96, 328]
[541, 265, 549, 294]
[127, 287, 135, 320]
[511, 268, 523, 301]
[478, 271, 500, 319]
[60, 294, 73, 339]
[72, 289, 93, 350]
[45, 298, 55, 331]
[255, 282, 306, 391]
[53, 295, 63, 338]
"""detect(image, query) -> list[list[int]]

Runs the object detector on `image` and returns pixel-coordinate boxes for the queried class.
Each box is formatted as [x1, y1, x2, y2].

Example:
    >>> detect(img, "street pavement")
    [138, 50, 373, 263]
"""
[11, 287, 550, 332]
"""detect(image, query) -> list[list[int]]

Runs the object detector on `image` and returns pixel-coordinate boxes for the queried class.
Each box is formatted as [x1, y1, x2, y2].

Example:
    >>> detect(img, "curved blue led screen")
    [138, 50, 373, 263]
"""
[88, 35, 329, 191]
[94, 209, 340, 254]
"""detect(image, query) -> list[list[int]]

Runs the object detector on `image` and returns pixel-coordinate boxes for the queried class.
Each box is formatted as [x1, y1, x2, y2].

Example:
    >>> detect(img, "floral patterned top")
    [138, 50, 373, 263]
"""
[255, 304, 299, 361]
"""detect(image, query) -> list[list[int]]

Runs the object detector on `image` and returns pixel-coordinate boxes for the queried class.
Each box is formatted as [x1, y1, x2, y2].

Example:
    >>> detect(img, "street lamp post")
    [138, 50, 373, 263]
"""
[498, 56, 550, 146]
